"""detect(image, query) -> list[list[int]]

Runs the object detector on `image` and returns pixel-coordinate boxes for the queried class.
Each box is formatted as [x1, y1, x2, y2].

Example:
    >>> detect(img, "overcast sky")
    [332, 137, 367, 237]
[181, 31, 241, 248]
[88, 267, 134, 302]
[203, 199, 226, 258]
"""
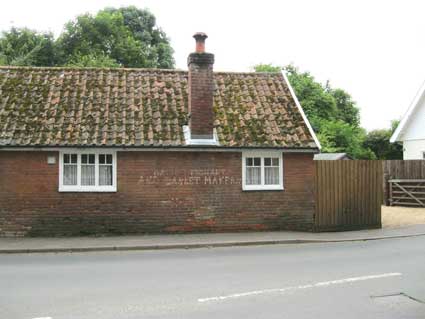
[2, 0, 425, 131]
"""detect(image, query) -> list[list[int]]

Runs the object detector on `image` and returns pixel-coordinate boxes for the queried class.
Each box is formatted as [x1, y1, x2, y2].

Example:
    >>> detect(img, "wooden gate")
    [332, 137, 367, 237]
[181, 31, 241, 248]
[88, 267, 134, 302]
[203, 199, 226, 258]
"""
[383, 160, 425, 205]
[314, 160, 383, 231]
[388, 179, 425, 207]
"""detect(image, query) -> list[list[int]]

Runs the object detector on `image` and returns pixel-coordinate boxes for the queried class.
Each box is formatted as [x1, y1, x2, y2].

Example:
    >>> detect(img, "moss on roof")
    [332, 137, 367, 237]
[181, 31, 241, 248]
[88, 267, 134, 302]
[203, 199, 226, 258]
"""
[0, 66, 316, 148]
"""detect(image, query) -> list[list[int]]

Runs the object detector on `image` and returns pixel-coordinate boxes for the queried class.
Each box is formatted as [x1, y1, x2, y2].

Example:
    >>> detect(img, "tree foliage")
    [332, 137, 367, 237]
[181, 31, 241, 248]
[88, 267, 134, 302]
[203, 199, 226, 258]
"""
[254, 63, 378, 159]
[330, 88, 360, 127]
[284, 65, 372, 158]
[284, 65, 338, 132]
[0, 6, 174, 69]
[317, 120, 376, 159]
[0, 27, 58, 66]
[253, 63, 282, 73]
[57, 6, 174, 68]
[64, 52, 120, 68]
[363, 120, 403, 159]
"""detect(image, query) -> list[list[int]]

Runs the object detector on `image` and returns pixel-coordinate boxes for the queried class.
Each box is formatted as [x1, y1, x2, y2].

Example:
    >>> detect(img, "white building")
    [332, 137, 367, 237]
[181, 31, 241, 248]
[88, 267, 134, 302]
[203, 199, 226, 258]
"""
[390, 81, 425, 159]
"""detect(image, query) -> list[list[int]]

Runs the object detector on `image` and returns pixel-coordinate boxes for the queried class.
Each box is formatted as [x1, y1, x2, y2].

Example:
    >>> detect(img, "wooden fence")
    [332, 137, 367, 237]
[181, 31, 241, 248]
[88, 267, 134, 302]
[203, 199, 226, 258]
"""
[314, 160, 382, 231]
[383, 160, 425, 206]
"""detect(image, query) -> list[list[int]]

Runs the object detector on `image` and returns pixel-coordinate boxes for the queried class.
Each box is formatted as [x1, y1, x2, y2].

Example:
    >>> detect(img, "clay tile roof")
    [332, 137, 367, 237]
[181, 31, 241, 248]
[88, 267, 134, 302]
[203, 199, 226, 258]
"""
[0, 66, 317, 148]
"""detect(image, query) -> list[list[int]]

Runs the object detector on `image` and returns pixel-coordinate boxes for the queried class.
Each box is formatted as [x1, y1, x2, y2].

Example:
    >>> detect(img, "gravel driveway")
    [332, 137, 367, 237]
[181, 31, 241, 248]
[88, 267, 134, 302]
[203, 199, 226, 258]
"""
[382, 205, 425, 228]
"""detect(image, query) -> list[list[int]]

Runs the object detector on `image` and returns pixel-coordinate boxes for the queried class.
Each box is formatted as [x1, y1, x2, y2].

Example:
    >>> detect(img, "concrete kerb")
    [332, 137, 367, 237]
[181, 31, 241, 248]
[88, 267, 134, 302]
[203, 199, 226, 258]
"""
[1, 232, 425, 254]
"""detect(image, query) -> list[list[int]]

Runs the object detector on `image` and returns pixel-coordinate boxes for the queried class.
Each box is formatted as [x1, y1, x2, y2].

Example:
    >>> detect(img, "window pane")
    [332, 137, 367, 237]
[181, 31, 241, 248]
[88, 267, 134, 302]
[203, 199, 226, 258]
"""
[99, 154, 105, 164]
[81, 154, 95, 164]
[99, 165, 113, 186]
[106, 154, 113, 164]
[81, 165, 95, 186]
[70, 154, 77, 164]
[246, 167, 261, 185]
[63, 165, 77, 185]
[265, 167, 279, 185]
[246, 157, 261, 167]
[64, 154, 70, 164]
[265, 157, 279, 167]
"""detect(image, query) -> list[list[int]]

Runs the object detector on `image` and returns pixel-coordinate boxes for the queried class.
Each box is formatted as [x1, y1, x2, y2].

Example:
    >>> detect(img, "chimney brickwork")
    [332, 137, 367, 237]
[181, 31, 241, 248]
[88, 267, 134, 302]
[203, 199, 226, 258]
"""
[188, 33, 215, 139]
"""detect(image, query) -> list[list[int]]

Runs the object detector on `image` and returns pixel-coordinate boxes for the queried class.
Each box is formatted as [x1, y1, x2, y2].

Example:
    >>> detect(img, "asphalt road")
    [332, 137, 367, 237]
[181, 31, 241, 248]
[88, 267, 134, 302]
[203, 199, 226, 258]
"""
[1, 236, 425, 319]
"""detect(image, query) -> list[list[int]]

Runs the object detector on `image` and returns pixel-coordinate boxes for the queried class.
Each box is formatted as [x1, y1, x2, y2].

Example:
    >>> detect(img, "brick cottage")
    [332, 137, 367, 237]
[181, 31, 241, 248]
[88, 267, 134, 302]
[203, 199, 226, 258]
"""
[0, 33, 320, 237]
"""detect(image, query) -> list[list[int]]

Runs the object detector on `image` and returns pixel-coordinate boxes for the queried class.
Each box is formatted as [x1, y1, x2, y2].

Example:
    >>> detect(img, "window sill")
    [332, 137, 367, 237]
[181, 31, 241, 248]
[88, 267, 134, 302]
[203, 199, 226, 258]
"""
[242, 185, 284, 191]
[59, 186, 117, 193]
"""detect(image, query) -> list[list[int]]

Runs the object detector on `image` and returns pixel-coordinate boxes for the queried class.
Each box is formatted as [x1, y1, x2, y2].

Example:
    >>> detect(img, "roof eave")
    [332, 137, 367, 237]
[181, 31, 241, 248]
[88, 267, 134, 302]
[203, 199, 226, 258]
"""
[390, 79, 425, 143]
[0, 144, 320, 153]
[281, 70, 322, 149]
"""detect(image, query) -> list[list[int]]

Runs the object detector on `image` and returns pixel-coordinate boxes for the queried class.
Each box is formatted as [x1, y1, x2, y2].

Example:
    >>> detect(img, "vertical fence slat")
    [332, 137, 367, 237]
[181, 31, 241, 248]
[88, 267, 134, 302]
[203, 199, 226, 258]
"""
[365, 161, 370, 225]
[352, 161, 357, 226]
[360, 161, 365, 226]
[336, 160, 342, 225]
[361, 160, 366, 226]
[370, 161, 375, 224]
[329, 160, 335, 226]
[343, 160, 349, 227]
[377, 161, 383, 225]
[325, 161, 331, 226]
[321, 160, 326, 226]
[314, 161, 320, 229]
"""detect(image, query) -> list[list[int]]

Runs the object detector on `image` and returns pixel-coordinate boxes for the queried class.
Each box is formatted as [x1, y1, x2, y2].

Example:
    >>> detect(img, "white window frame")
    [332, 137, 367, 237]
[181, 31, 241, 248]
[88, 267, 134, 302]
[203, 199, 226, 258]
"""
[59, 150, 117, 192]
[242, 151, 284, 191]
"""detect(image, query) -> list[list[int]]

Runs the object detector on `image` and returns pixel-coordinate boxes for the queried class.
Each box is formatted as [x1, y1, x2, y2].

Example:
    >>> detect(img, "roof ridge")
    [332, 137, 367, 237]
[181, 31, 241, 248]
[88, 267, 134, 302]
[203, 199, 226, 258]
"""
[0, 65, 281, 76]
[0, 65, 188, 73]
[213, 71, 281, 76]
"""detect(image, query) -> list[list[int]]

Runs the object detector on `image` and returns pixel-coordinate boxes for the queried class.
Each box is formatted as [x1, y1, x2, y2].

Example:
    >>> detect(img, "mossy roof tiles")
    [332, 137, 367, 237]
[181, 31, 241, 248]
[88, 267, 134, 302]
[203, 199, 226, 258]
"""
[0, 66, 317, 148]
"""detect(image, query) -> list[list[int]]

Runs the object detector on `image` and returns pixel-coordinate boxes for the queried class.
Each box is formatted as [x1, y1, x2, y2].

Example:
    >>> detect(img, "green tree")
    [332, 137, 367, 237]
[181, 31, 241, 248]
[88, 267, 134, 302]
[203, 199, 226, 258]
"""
[283, 65, 338, 132]
[57, 6, 174, 68]
[253, 63, 374, 159]
[65, 52, 120, 68]
[318, 120, 376, 159]
[363, 120, 403, 159]
[330, 88, 360, 127]
[0, 27, 58, 66]
[253, 63, 282, 72]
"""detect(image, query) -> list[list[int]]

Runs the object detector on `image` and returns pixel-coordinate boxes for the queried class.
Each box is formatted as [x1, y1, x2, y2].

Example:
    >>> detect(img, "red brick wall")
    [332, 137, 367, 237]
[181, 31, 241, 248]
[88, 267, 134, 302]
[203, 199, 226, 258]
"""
[0, 151, 315, 237]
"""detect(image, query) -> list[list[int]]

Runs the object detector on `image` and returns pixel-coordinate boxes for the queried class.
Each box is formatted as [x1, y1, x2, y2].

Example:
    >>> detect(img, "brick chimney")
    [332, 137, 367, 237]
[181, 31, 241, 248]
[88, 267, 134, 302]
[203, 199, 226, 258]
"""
[187, 32, 215, 140]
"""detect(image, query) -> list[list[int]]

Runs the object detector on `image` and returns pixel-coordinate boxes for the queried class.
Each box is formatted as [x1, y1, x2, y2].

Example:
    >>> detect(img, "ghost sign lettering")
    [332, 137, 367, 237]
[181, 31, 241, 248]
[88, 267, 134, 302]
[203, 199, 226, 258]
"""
[137, 168, 241, 186]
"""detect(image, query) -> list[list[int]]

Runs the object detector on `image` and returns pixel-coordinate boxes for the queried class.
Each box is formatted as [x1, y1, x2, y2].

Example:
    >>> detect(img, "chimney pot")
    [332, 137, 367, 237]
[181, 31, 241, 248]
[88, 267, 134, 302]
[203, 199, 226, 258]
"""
[193, 32, 208, 53]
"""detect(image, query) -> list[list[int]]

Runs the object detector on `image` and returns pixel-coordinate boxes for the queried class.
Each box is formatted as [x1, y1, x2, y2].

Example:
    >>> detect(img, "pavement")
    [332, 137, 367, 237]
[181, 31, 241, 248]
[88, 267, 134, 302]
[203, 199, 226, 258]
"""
[1, 224, 425, 254]
[1, 235, 425, 318]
